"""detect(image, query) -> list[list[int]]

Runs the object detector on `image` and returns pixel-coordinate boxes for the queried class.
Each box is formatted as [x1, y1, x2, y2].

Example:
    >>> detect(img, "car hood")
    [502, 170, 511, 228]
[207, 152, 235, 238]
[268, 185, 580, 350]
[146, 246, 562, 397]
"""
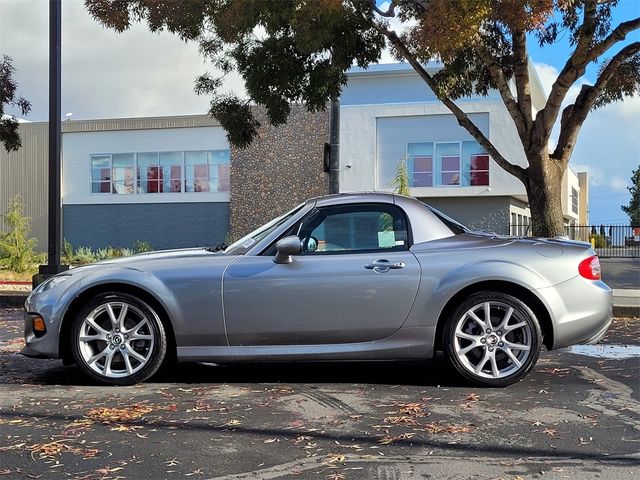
[62, 248, 230, 278]
[94, 247, 218, 265]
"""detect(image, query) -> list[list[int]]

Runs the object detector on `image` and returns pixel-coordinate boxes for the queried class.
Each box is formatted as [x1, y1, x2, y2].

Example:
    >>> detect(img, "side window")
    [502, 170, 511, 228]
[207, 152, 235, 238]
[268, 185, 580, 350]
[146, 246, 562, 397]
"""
[298, 204, 409, 254]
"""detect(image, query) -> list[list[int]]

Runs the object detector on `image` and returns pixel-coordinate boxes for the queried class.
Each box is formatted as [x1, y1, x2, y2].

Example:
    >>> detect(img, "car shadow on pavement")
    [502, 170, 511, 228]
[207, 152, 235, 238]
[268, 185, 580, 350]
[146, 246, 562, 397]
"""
[2, 354, 472, 388]
[155, 357, 469, 387]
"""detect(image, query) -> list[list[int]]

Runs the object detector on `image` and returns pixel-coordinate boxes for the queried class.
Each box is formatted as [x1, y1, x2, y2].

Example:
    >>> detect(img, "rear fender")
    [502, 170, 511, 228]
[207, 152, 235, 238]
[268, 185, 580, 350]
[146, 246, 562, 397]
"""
[404, 260, 549, 329]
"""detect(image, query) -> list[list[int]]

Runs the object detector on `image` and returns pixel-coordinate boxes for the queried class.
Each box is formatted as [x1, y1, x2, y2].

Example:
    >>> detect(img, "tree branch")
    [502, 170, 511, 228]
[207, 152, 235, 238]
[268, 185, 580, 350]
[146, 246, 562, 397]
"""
[552, 41, 640, 161]
[587, 16, 640, 64]
[512, 29, 532, 127]
[371, 20, 526, 181]
[538, 2, 639, 144]
[475, 43, 529, 139]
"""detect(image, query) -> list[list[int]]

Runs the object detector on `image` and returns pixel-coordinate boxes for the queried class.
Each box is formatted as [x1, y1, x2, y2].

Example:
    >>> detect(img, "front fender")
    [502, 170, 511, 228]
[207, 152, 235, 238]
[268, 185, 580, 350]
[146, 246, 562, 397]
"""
[75, 266, 183, 329]
[24, 266, 178, 359]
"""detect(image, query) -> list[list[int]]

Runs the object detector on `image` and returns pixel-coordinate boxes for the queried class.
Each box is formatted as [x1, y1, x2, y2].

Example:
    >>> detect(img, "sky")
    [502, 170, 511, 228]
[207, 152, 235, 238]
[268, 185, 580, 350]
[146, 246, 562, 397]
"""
[1, 0, 639, 223]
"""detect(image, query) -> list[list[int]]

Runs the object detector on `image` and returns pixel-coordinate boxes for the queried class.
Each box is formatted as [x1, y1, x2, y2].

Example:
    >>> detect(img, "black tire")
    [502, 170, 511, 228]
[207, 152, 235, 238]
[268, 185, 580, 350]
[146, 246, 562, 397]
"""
[443, 291, 542, 387]
[70, 292, 167, 385]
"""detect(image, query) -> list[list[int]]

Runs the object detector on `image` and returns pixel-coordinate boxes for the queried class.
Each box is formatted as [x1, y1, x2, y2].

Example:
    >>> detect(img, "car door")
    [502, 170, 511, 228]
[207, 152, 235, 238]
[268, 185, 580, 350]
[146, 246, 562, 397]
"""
[223, 203, 421, 346]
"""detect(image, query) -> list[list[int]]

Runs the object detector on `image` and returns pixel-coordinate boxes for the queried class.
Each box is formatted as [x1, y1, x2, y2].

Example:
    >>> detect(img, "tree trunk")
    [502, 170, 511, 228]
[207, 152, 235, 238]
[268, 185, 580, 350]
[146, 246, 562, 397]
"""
[524, 153, 566, 238]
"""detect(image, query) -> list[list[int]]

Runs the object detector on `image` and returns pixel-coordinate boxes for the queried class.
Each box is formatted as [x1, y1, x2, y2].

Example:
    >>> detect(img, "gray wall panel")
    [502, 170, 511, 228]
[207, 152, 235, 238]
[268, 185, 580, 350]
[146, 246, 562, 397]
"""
[342, 74, 438, 105]
[0, 123, 49, 251]
[63, 202, 229, 250]
[376, 113, 490, 188]
[421, 196, 511, 235]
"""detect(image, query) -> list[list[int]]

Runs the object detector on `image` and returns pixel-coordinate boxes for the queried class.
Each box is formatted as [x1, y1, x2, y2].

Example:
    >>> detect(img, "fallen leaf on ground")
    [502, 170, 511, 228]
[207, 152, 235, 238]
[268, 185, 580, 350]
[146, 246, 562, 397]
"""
[324, 453, 346, 464]
[424, 422, 473, 434]
[86, 404, 153, 423]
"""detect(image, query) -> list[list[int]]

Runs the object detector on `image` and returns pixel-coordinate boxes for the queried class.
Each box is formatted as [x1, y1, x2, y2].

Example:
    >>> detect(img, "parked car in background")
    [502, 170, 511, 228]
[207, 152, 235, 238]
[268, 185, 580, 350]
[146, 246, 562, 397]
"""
[23, 193, 612, 387]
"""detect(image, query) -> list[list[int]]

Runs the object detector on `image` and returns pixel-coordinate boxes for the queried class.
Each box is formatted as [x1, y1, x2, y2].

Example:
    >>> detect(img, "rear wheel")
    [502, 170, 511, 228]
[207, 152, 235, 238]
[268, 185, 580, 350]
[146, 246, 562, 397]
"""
[443, 292, 542, 387]
[70, 292, 167, 385]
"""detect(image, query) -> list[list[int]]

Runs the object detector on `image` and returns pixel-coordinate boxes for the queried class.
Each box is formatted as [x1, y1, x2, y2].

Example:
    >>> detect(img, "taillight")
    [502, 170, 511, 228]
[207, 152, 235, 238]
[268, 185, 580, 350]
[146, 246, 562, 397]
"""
[578, 255, 601, 280]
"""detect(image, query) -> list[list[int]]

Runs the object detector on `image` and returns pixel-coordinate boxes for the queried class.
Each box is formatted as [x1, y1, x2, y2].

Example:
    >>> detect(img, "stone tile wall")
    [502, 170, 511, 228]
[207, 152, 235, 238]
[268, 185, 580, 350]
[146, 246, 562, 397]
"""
[229, 104, 330, 239]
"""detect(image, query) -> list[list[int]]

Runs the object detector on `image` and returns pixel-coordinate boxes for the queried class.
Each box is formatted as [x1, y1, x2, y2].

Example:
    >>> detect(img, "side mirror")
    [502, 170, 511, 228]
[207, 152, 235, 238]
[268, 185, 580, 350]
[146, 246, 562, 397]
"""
[306, 236, 318, 253]
[274, 235, 302, 264]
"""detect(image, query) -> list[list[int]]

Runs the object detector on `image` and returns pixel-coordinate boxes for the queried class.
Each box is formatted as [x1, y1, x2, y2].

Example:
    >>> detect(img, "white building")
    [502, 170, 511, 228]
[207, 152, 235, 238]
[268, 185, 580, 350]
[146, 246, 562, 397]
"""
[339, 63, 588, 234]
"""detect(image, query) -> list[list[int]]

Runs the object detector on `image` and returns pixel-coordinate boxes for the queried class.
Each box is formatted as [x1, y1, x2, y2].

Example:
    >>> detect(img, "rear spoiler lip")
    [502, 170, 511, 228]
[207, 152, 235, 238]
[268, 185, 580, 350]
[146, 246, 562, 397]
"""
[544, 236, 592, 248]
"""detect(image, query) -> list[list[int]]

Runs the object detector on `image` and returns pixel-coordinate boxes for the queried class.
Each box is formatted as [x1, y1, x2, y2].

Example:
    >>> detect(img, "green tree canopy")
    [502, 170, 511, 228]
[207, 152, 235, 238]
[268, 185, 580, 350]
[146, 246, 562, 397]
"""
[85, 0, 640, 237]
[622, 167, 640, 226]
[0, 55, 31, 152]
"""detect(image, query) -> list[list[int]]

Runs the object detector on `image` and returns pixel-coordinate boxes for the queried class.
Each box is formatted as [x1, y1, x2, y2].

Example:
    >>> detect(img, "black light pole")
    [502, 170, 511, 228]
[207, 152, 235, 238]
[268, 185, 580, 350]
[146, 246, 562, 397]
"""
[34, 0, 68, 287]
[327, 97, 340, 194]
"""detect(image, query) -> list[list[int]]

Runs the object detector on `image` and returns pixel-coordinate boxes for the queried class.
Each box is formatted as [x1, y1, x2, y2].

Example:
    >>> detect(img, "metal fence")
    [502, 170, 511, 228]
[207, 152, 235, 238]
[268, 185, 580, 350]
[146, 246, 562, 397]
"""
[508, 224, 640, 258]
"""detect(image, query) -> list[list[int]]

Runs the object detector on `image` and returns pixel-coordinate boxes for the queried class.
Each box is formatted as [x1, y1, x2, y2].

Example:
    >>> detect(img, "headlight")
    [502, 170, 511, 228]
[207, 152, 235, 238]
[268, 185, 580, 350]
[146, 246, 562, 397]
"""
[32, 274, 72, 295]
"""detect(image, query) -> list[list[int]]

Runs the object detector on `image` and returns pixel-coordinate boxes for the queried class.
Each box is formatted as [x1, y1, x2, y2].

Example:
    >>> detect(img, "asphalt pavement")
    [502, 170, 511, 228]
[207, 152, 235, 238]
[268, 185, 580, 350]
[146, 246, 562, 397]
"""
[600, 258, 640, 290]
[0, 308, 639, 480]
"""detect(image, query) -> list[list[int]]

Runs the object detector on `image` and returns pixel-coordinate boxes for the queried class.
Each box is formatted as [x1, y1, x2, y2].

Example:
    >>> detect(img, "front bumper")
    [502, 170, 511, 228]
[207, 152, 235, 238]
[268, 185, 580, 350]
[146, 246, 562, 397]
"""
[537, 275, 613, 349]
[22, 291, 64, 359]
[23, 312, 61, 359]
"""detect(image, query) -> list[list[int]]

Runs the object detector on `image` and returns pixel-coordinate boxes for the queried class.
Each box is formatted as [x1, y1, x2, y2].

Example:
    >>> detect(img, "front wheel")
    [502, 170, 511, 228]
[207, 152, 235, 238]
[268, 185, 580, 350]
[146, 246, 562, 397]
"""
[70, 292, 167, 385]
[443, 292, 542, 387]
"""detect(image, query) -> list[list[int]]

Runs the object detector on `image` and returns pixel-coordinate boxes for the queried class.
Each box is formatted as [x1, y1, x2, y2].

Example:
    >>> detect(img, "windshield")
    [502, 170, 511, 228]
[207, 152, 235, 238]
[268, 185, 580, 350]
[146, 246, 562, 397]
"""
[424, 204, 469, 235]
[224, 203, 305, 255]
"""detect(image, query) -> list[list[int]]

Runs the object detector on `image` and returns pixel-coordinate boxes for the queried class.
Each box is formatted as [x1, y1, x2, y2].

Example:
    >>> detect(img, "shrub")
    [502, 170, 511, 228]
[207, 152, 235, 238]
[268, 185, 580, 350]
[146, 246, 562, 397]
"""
[95, 248, 111, 261]
[589, 234, 607, 248]
[74, 246, 97, 265]
[62, 238, 74, 264]
[390, 157, 411, 196]
[133, 240, 153, 254]
[0, 195, 44, 272]
[60, 240, 152, 266]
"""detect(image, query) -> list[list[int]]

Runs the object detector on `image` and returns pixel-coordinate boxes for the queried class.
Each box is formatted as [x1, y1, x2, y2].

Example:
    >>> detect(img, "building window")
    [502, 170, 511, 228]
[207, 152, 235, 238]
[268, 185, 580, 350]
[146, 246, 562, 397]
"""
[160, 152, 184, 193]
[405, 141, 489, 188]
[470, 154, 490, 186]
[437, 143, 460, 186]
[517, 214, 523, 236]
[571, 187, 579, 215]
[111, 154, 135, 194]
[413, 156, 433, 187]
[90, 150, 230, 195]
[138, 152, 161, 193]
[91, 155, 111, 193]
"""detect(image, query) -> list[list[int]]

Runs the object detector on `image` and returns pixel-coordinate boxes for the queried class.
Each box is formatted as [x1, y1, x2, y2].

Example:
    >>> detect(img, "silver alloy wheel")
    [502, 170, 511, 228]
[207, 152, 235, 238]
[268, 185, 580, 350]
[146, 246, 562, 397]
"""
[453, 301, 532, 379]
[78, 301, 155, 378]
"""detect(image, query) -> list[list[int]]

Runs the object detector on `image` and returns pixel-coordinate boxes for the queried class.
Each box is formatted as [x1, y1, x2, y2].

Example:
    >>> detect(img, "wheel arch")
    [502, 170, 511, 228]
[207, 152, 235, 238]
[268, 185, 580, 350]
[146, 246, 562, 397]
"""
[434, 280, 554, 352]
[59, 283, 177, 366]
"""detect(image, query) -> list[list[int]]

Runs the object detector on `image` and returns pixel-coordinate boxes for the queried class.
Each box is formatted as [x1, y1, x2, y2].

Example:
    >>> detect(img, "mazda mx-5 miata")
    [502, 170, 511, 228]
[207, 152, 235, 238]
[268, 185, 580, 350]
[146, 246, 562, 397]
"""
[23, 193, 612, 387]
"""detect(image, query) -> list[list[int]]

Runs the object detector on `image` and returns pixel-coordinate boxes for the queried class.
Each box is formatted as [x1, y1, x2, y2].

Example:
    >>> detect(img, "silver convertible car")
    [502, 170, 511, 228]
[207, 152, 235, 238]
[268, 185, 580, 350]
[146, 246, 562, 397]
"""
[23, 193, 612, 387]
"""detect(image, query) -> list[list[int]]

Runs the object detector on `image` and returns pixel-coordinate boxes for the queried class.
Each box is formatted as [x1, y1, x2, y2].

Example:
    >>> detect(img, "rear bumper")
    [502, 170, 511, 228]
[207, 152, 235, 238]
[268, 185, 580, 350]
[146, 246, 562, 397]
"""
[536, 276, 613, 350]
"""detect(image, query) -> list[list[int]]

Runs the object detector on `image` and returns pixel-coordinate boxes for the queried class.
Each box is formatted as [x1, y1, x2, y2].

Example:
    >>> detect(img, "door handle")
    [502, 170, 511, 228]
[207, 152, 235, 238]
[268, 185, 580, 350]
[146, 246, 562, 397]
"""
[364, 259, 406, 272]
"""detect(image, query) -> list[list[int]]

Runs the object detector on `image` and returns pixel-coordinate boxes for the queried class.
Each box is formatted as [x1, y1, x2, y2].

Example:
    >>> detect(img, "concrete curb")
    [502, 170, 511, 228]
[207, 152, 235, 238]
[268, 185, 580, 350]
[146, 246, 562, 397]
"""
[2, 290, 639, 316]
[614, 305, 640, 317]
[0, 293, 27, 308]
[612, 289, 640, 317]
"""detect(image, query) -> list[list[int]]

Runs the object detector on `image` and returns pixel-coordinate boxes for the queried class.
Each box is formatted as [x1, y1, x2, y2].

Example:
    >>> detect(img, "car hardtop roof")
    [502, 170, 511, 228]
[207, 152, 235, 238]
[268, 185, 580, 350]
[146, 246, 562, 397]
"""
[307, 192, 403, 208]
